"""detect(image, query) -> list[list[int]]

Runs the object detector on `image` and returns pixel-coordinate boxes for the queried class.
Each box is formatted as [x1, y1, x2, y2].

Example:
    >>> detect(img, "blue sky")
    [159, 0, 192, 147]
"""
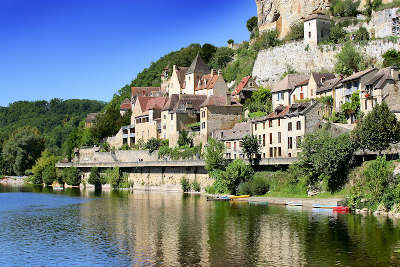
[0, 0, 256, 106]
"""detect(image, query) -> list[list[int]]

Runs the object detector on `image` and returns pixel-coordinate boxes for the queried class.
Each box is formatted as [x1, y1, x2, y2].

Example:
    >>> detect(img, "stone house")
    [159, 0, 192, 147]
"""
[195, 69, 228, 96]
[252, 101, 323, 159]
[272, 74, 309, 109]
[290, 78, 309, 104]
[120, 98, 132, 116]
[335, 68, 378, 122]
[231, 76, 258, 104]
[363, 66, 400, 118]
[161, 94, 207, 147]
[316, 76, 342, 99]
[214, 122, 252, 160]
[183, 54, 211, 95]
[304, 13, 331, 46]
[132, 96, 168, 144]
[200, 96, 242, 145]
[131, 87, 162, 109]
[85, 113, 102, 128]
[161, 65, 188, 96]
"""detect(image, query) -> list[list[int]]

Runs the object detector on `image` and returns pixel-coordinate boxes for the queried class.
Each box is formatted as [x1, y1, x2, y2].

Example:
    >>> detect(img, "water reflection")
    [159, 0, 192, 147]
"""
[0, 185, 400, 266]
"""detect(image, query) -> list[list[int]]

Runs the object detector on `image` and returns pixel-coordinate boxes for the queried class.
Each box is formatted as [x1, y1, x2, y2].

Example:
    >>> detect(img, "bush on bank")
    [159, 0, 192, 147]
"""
[61, 167, 81, 186]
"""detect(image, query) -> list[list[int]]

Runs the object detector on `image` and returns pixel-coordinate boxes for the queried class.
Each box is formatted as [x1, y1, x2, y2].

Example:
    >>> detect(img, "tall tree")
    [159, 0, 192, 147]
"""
[242, 135, 260, 166]
[2, 126, 45, 175]
[246, 16, 258, 33]
[204, 138, 227, 172]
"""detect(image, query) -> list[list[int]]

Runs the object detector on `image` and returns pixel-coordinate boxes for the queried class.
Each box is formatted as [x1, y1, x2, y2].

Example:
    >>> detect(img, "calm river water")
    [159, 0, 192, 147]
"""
[0, 185, 400, 267]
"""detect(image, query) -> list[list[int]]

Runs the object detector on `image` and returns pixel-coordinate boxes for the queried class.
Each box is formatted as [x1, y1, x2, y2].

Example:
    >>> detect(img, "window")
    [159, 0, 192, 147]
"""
[202, 111, 206, 118]
[263, 122, 265, 130]
[254, 124, 257, 131]
[296, 121, 301, 130]
[321, 30, 324, 38]
[263, 134, 266, 147]
[309, 31, 311, 38]
[239, 141, 243, 147]
[278, 119, 281, 127]
[263, 153, 265, 158]
[171, 114, 173, 120]
[288, 122, 292, 131]
[365, 99, 368, 109]
[233, 142, 236, 151]
[278, 147, 282, 157]
[269, 133, 273, 144]
[163, 114, 166, 120]
[278, 132, 281, 143]
[226, 142, 231, 149]
[226, 153, 231, 159]
[288, 137, 293, 149]
[258, 135, 262, 145]
[269, 119, 272, 127]
[201, 122, 205, 129]
[269, 147, 273, 158]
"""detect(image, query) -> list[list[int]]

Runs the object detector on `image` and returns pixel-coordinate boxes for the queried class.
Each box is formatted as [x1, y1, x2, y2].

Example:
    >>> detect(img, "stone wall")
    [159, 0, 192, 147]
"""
[78, 148, 158, 163]
[252, 39, 400, 86]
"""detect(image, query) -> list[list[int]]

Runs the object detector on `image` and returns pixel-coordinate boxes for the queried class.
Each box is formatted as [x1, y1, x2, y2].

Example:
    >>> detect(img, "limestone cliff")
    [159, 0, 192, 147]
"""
[256, 0, 330, 38]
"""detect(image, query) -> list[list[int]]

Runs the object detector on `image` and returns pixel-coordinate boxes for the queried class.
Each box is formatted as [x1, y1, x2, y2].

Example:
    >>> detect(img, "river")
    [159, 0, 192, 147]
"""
[0, 185, 399, 266]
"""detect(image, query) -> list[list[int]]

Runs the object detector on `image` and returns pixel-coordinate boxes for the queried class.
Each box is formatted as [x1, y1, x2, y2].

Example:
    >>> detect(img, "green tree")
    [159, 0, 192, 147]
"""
[286, 22, 304, 41]
[209, 47, 235, 69]
[382, 49, 400, 67]
[298, 129, 356, 192]
[352, 102, 400, 154]
[341, 91, 361, 120]
[31, 150, 59, 185]
[331, 0, 360, 17]
[145, 138, 162, 153]
[252, 30, 281, 51]
[328, 22, 347, 44]
[245, 86, 273, 114]
[227, 39, 234, 45]
[246, 16, 258, 33]
[88, 167, 102, 187]
[204, 138, 227, 172]
[335, 42, 367, 76]
[2, 126, 45, 176]
[61, 167, 81, 186]
[222, 160, 254, 195]
[42, 164, 57, 186]
[177, 130, 193, 147]
[200, 43, 217, 63]
[242, 135, 260, 165]
[353, 27, 370, 41]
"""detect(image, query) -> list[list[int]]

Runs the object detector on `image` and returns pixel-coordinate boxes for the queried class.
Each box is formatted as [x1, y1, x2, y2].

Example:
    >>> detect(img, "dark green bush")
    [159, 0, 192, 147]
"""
[181, 177, 191, 192]
[191, 181, 201, 192]
[238, 181, 252, 195]
[42, 165, 57, 185]
[251, 176, 270, 195]
[88, 167, 101, 186]
[61, 167, 81, 186]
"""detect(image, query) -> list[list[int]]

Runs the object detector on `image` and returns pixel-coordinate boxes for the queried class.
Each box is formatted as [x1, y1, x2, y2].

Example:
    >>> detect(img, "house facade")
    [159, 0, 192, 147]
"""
[232, 76, 257, 103]
[304, 13, 331, 46]
[214, 122, 252, 160]
[183, 54, 211, 95]
[195, 70, 228, 97]
[161, 65, 188, 96]
[272, 74, 309, 109]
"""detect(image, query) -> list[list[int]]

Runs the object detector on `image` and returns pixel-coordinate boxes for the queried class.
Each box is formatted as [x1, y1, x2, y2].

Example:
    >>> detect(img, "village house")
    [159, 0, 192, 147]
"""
[316, 76, 342, 99]
[195, 69, 228, 96]
[231, 76, 258, 104]
[132, 96, 168, 144]
[252, 101, 323, 159]
[290, 73, 336, 104]
[304, 12, 331, 46]
[200, 95, 242, 145]
[362, 66, 400, 119]
[120, 98, 132, 116]
[161, 65, 188, 96]
[85, 113, 102, 128]
[272, 74, 309, 109]
[131, 87, 163, 109]
[161, 94, 207, 147]
[183, 54, 211, 95]
[214, 122, 252, 160]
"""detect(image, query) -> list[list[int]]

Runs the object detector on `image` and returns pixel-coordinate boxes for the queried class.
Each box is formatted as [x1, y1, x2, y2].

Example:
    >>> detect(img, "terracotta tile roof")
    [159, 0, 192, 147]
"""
[317, 77, 342, 93]
[295, 78, 309, 87]
[137, 96, 168, 113]
[215, 122, 252, 141]
[232, 76, 251, 96]
[200, 96, 228, 107]
[272, 74, 309, 93]
[120, 98, 132, 111]
[163, 94, 207, 113]
[186, 54, 210, 75]
[131, 87, 161, 98]
[341, 68, 377, 83]
[195, 74, 219, 91]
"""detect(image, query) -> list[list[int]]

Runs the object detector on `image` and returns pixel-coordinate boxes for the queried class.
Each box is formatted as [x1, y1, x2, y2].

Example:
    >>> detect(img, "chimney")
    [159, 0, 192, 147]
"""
[226, 91, 231, 105]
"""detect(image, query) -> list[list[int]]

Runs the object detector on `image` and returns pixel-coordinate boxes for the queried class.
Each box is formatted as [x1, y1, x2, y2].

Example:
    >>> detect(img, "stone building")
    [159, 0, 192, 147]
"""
[316, 76, 342, 98]
[183, 54, 211, 95]
[255, 0, 330, 38]
[252, 101, 323, 159]
[131, 87, 162, 109]
[161, 94, 207, 147]
[231, 76, 258, 104]
[161, 65, 188, 96]
[363, 66, 400, 118]
[85, 113, 102, 128]
[272, 74, 308, 109]
[132, 96, 168, 144]
[369, 8, 400, 38]
[303, 13, 331, 46]
[214, 122, 252, 160]
[195, 69, 228, 96]
[199, 96, 242, 145]
[120, 98, 132, 116]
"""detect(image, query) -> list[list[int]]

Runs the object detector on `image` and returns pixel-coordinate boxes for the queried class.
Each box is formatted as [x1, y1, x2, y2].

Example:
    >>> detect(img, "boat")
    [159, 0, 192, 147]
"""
[285, 201, 303, 206]
[313, 204, 339, 209]
[53, 187, 64, 191]
[229, 195, 250, 200]
[206, 196, 230, 201]
[333, 206, 350, 212]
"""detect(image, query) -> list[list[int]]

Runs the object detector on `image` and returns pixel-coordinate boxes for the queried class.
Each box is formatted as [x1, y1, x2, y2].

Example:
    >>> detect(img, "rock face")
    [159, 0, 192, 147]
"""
[255, 0, 330, 38]
[252, 39, 400, 86]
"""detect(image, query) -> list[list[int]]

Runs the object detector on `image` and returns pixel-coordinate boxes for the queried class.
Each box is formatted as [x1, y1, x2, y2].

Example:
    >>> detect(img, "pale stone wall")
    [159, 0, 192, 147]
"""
[78, 148, 158, 163]
[253, 40, 400, 86]
[106, 128, 123, 149]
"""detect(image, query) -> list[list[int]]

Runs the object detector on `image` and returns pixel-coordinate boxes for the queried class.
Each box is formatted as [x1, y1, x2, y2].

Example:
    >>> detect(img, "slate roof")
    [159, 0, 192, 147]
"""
[175, 66, 188, 89]
[304, 13, 330, 22]
[131, 87, 161, 98]
[317, 77, 342, 93]
[162, 94, 207, 113]
[215, 122, 252, 141]
[365, 67, 397, 89]
[137, 96, 168, 113]
[200, 96, 228, 107]
[311, 73, 336, 87]
[341, 68, 377, 83]
[272, 74, 309, 93]
[186, 54, 210, 75]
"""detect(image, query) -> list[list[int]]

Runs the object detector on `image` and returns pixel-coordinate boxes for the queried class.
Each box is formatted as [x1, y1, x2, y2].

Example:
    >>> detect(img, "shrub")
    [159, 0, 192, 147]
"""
[330, 0, 360, 17]
[251, 176, 270, 195]
[251, 30, 281, 52]
[105, 167, 123, 189]
[42, 165, 57, 185]
[145, 138, 161, 153]
[204, 138, 227, 172]
[328, 22, 347, 44]
[120, 144, 130, 151]
[246, 16, 258, 33]
[88, 167, 101, 186]
[382, 49, 400, 67]
[353, 27, 370, 42]
[178, 130, 193, 147]
[238, 181, 252, 195]
[100, 142, 111, 152]
[223, 160, 254, 195]
[191, 181, 201, 192]
[286, 22, 304, 41]
[227, 39, 234, 45]
[181, 177, 191, 192]
[335, 42, 367, 76]
[31, 150, 59, 185]
[61, 167, 81, 186]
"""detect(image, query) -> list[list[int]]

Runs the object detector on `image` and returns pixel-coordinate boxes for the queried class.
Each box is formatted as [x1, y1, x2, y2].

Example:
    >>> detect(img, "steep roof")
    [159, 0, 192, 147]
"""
[120, 98, 132, 111]
[175, 66, 188, 89]
[163, 94, 207, 113]
[341, 68, 377, 83]
[195, 74, 219, 91]
[317, 77, 342, 93]
[272, 74, 309, 93]
[200, 96, 228, 107]
[311, 73, 336, 87]
[253, 105, 290, 122]
[131, 87, 161, 98]
[215, 122, 252, 141]
[365, 67, 397, 89]
[137, 96, 168, 113]
[232, 76, 252, 96]
[186, 54, 210, 75]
